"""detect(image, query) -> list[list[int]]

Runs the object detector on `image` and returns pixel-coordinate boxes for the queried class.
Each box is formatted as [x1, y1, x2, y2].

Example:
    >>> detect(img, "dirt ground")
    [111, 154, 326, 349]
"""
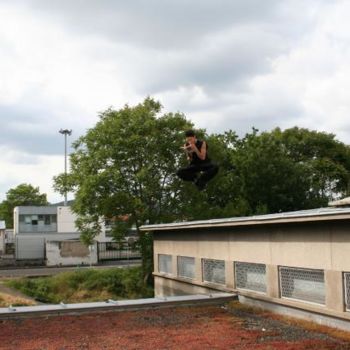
[0, 302, 350, 349]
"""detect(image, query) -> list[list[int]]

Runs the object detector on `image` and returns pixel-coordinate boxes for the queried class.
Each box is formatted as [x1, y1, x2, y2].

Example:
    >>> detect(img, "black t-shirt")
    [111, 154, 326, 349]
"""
[189, 140, 211, 165]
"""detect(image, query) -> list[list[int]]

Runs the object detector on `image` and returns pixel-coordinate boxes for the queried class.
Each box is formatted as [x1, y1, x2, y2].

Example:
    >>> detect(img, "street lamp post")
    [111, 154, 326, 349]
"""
[59, 129, 72, 206]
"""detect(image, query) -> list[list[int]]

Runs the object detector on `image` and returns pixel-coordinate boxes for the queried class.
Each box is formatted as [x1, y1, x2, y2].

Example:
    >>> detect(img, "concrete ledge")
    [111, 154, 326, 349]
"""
[154, 274, 350, 324]
[239, 295, 350, 332]
[0, 293, 236, 319]
[236, 289, 350, 323]
[153, 272, 234, 293]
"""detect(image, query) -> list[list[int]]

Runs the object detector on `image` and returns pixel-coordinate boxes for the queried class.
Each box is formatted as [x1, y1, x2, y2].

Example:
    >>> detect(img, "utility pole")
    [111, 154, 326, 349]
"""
[59, 129, 72, 206]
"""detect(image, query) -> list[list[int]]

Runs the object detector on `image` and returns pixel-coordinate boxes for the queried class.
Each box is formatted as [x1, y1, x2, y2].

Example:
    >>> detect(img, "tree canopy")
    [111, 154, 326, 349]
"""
[54, 98, 350, 232]
[54, 98, 195, 242]
[53, 98, 350, 280]
[230, 127, 350, 214]
[0, 184, 48, 228]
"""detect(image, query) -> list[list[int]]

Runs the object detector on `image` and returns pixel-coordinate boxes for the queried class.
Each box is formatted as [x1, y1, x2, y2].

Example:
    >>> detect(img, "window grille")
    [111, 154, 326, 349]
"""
[279, 266, 325, 305]
[235, 262, 266, 293]
[177, 256, 195, 279]
[202, 259, 225, 285]
[344, 273, 350, 312]
[158, 254, 172, 274]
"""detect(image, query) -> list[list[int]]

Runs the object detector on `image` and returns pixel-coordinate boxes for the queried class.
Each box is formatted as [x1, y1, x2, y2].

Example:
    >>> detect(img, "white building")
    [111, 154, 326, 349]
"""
[13, 206, 112, 265]
[13, 205, 140, 265]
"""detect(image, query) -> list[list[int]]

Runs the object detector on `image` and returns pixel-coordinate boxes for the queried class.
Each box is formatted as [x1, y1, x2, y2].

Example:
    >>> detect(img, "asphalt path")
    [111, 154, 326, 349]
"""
[0, 260, 141, 278]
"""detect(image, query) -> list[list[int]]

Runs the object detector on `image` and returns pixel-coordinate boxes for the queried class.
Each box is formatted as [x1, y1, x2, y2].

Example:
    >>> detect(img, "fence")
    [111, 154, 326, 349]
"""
[97, 242, 141, 261]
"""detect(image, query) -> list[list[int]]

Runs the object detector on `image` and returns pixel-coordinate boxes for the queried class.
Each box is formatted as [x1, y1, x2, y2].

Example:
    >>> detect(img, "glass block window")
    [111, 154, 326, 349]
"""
[279, 266, 325, 305]
[344, 273, 350, 312]
[158, 254, 172, 274]
[235, 262, 267, 293]
[202, 259, 225, 285]
[177, 256, 195, 279]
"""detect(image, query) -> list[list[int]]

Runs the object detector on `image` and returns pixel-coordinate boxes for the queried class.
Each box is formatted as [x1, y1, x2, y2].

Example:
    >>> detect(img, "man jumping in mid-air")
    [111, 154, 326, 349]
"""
[177, 130, 218, 191]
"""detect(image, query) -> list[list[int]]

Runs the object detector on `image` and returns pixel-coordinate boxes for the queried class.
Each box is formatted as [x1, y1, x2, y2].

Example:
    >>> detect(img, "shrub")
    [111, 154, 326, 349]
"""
[5, 267, 154, 303]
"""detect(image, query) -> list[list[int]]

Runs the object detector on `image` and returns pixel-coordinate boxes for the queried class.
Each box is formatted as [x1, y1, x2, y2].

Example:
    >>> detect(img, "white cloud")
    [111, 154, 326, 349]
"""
[0, 146, 68, 203]
[1, 0, 350, 201]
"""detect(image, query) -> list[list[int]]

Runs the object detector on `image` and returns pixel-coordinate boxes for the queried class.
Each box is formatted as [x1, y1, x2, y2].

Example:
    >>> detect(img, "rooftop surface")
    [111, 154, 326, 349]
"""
[1, 301, 349, 349]
[140, 207, 350, 231]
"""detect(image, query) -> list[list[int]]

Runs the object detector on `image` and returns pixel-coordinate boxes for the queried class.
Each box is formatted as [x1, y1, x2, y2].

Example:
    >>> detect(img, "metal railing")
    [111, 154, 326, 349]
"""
[97, 242, 141, 261]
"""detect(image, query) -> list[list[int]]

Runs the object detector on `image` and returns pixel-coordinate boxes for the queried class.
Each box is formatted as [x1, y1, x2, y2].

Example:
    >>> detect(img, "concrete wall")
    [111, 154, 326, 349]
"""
[154, 221, 350, 273]
[152, 220, 350, 323]
[57, 206, 78, 233]
[154, 275, 226, 297]
[15, 233, 80, 260]
[15, 235, 46, 260]
[46, 240, 98, 266]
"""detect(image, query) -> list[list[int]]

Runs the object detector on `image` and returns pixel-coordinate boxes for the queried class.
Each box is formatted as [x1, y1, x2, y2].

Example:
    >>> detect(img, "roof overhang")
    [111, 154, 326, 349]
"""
[140, 207, 350, 232]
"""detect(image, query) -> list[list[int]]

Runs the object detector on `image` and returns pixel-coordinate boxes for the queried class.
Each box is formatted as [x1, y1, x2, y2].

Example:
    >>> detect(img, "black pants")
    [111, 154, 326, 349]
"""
[177, 162, 218, 186]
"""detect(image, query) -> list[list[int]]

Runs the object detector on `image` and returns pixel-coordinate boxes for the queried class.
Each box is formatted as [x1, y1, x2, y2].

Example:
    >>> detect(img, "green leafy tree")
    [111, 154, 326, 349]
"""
[231, 127, 350, 214]
[53, 98, 193, 281]
[280, 127, 350, 205]
[0, 184, 48, 228]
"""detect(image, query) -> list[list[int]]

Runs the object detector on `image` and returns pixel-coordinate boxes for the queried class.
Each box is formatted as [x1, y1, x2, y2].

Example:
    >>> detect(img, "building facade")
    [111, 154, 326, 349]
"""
[141, 207, 350, 330]
[13, 206, 102, 265]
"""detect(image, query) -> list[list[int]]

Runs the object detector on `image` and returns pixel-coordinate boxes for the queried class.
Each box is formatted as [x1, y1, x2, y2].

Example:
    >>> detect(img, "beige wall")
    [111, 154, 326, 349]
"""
[154, 222, 350, 271]
[154, 276, 221, 297]
[57, 206, 78, 233]
[153, 220, 350, 321]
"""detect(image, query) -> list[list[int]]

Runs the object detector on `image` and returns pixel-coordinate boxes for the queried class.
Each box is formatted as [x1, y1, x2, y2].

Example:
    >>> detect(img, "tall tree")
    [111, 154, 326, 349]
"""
[53, 98, 193, 280]
[0, 184, 48, 228]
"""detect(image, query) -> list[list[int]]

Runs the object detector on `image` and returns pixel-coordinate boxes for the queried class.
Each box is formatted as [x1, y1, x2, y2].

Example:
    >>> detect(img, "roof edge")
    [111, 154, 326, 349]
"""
[140, 207, 350, 232]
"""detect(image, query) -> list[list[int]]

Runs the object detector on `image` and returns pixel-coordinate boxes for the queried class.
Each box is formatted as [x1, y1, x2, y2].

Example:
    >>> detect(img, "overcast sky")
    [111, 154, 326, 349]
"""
[1, 0, 350, 203]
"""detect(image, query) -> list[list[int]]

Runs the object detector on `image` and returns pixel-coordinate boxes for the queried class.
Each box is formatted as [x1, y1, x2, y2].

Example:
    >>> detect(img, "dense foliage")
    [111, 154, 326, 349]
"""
[53, 98, 350, 281]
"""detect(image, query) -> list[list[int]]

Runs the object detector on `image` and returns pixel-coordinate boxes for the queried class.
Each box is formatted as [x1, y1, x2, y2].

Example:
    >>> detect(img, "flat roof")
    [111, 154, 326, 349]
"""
[140, 207, 350, 232]
[15, 206, 57, 215]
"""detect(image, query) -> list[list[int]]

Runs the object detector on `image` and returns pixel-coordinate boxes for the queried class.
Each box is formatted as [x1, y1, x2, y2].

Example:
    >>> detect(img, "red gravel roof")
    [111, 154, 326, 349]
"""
[0, 303, 349, 349]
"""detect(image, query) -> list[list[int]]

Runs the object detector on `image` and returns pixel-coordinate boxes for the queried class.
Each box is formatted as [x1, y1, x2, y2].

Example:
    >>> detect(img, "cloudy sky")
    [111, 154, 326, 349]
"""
[1, 0, 350, 203]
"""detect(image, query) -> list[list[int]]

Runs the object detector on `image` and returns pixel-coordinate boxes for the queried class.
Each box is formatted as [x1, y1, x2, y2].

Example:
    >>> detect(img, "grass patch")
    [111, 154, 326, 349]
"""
[5, 267, 154, 304]
[0, 293, 35, 307]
